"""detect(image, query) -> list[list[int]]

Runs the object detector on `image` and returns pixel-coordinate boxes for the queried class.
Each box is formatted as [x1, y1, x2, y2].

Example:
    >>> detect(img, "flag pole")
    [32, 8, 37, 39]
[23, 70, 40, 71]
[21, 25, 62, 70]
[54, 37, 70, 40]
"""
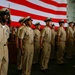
[8, 4, 11, 27]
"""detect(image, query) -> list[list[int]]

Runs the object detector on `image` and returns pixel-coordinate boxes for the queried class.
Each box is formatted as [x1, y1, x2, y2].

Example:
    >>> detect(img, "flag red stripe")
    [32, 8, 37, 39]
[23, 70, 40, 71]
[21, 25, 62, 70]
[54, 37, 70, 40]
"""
[8, 0, 67, 15]
[10, 21, 60, 30]
[41, 0, 67, 7]
[0, 6, 67, 23]
[10, 21, 21, 27]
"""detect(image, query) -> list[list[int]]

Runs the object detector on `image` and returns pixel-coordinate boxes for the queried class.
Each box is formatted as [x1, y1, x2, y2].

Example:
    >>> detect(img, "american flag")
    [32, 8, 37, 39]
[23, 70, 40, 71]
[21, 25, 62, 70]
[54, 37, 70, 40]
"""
[0, 0, 67, 29]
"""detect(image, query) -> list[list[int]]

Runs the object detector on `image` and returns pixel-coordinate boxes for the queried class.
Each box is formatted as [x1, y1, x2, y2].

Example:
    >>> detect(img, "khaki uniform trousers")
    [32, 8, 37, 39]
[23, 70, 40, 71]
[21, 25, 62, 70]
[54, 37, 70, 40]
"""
[73, 41, 75, 55]
[51, 41, 56, 59]
[17, 48, 22, 70]
[66, 39, 73, 59]
[33, 42, 40, 64]
[57, 41, 65, 64]
[22, 43, 34, 75]
[41, 42, 51, 70]
[0, 45, 8, 75]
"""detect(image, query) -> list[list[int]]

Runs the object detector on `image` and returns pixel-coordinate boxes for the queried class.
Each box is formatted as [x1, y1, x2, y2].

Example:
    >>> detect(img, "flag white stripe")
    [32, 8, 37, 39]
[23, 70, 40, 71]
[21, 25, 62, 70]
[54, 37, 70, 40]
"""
[52, 0, 67, 3]
[27, 0, 67, 11]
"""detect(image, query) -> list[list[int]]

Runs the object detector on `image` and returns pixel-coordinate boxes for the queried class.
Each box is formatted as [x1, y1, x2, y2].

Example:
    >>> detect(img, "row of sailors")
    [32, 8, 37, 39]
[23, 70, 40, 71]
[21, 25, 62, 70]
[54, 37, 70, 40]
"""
[16, 16, 75, 75]
[0, 7, 74, 75]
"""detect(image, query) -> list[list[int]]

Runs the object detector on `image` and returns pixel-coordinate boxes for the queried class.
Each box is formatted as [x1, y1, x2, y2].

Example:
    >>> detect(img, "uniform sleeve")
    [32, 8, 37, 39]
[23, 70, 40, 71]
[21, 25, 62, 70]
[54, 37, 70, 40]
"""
[34, 30, 36, 37]
[33, 30, 35, 39]
[17, 28, 20, 37]
[7, 27, 10, 39]
[57, 28, 62, 36]
[19, 28, 25, 40]
[66, 27, 70, 39]
[18, 28, 24, 38]
[66, 27, 69, 35]
[50, 29, 52, 42]
[41, 28, 45, 37]
[51, 30, 54, 40]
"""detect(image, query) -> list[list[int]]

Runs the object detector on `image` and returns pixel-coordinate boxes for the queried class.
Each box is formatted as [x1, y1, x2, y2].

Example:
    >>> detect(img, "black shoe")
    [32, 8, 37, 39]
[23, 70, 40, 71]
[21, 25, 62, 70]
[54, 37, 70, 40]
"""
[57, 62, 65, 65]
[40, 69, 50, 72]
[17, 69, 22, 73]
[40, 69, 46, 72]
[45, 69, 50, 71]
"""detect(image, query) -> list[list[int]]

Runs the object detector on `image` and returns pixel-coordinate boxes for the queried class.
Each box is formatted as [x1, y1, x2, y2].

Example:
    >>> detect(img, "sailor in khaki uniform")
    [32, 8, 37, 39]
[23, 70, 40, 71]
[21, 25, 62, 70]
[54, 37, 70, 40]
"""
[16, 17, 25, 70]
[0, 8, 10, 75]
[51, 24, 57, 59]
[73, 23, 75, 55]
[20, 16, 34, 75]
[66, 22, 74, 59]
[57, 20, 66, 64]
[72, 23, 75, 67]
[33, 22, 41, 64]
[40, 17, 52, 71]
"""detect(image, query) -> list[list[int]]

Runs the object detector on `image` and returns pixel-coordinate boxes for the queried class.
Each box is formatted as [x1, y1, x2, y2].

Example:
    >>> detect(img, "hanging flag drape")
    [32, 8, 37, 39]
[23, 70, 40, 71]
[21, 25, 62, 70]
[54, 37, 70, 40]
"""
[0, 0, 67, 28]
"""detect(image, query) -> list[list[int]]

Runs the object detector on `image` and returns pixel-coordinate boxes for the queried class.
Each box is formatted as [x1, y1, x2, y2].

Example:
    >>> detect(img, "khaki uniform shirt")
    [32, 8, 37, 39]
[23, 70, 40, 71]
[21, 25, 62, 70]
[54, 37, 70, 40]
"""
[20, 26, 34, 44]
[66, 26, 74, 39]
[0, 23, 10, 45]
[57, 27, 66, 42]
[73, 27, 75, 38]
[41, 26, 51, 43]
[51, 29, 57, 41]
[34, 29, 40, 42]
